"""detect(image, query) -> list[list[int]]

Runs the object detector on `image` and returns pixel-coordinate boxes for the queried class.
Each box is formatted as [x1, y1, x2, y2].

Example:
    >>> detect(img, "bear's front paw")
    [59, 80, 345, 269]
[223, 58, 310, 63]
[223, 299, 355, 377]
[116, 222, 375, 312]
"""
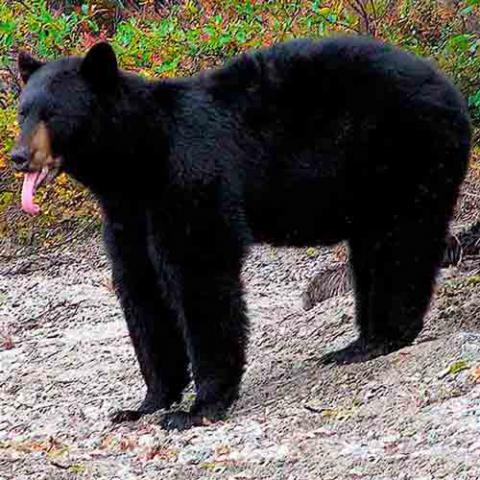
[111, 392, 177, 423]
[160, 411, 219, 431]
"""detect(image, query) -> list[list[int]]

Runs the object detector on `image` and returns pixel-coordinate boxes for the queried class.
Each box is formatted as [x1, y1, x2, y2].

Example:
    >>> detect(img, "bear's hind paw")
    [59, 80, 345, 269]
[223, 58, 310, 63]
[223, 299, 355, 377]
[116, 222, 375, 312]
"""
[320, 338, 391, 365]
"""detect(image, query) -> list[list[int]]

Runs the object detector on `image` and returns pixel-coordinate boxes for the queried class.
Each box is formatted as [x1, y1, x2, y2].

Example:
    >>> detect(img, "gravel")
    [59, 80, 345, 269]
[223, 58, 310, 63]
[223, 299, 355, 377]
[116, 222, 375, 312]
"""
[1, 239, 480, 479]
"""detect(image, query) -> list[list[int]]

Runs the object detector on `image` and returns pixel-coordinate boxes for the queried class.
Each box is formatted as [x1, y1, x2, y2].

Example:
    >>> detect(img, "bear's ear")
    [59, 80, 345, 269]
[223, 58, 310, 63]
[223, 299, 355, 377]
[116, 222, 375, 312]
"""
[81, 42, 118, 89]
[18, 52, 44, 84]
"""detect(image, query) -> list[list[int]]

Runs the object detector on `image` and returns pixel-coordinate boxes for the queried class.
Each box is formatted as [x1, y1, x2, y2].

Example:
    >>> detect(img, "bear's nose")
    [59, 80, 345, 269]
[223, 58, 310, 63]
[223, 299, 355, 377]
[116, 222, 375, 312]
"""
[10, 145, 30, 171]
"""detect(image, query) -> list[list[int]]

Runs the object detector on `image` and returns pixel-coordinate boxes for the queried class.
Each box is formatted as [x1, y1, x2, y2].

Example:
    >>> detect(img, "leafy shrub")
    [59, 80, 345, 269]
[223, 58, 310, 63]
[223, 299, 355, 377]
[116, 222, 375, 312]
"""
[0, 0, 479, 248]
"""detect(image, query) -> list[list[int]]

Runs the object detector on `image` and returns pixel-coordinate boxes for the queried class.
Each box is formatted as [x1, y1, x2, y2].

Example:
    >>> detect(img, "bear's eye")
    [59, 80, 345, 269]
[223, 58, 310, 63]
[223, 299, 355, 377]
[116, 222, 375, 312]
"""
[40, 109, 55, 121]
[18, 102, 35, 122]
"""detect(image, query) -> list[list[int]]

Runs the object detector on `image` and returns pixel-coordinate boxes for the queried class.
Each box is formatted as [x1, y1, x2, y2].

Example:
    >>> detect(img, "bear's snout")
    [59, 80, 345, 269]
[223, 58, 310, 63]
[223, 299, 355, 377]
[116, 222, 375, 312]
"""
[10, 121, 60, 173]
[10, 144, 31, 171]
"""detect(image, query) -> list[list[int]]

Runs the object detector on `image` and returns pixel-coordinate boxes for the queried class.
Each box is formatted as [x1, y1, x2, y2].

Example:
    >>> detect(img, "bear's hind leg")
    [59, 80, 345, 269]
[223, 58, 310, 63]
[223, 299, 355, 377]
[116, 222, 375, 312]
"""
[322, 215, 448, 364]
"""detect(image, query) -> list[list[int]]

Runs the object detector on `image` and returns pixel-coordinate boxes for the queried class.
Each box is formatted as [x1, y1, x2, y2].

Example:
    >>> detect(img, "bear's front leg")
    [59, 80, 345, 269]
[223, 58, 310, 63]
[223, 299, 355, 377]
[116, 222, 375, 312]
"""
[161, 264, 249, 431]
[103, 219, 190, 423]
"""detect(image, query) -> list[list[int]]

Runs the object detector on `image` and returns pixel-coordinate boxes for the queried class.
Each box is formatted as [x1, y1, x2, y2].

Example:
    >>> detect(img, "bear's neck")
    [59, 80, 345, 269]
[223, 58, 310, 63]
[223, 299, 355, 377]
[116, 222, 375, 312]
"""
[71, 77, 174, 200]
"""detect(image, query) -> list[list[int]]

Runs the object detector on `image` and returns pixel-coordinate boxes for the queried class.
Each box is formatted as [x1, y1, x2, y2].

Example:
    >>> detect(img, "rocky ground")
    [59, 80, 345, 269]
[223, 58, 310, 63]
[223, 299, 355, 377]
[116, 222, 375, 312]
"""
[1, 237, 480, 480]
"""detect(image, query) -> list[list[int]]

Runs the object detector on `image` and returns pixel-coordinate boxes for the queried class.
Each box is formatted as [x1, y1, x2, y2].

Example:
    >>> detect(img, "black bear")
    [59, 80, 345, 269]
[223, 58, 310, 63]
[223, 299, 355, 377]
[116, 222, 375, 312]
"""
[11, 36, 470, 430]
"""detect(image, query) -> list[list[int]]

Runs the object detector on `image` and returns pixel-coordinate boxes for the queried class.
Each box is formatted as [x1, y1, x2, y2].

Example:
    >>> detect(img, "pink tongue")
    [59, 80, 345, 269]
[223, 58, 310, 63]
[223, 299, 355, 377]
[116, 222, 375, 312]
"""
[21, 171, 47, 215]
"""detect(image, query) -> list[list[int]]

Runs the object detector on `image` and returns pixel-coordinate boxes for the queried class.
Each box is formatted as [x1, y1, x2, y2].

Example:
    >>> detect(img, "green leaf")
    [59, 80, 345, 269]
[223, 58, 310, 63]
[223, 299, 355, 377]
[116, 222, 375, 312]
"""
[69, 464, 86, 474]
[448, 360, 469, 375]
[469, 90, 480, 108]
[460, 6, 474, 15]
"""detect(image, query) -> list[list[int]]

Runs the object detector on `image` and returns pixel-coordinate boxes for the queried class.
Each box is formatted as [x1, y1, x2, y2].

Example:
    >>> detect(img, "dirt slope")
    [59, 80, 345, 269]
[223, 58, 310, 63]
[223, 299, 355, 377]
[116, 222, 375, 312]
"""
[1, 241, 480, 479]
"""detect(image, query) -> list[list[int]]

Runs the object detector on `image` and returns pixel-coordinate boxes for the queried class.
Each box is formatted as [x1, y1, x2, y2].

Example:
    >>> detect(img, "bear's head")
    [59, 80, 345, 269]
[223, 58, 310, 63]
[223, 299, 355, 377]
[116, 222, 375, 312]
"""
[10, 43, 121, 214]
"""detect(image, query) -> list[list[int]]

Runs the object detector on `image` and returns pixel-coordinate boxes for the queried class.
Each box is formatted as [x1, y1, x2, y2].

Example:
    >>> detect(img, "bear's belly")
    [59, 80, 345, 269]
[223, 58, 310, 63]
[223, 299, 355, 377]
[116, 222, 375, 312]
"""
[247, 203, 352, 247]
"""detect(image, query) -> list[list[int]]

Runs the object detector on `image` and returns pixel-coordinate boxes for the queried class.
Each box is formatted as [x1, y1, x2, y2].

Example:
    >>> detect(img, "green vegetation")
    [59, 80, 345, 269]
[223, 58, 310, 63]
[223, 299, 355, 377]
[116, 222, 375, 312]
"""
[1, 0, 479, 246]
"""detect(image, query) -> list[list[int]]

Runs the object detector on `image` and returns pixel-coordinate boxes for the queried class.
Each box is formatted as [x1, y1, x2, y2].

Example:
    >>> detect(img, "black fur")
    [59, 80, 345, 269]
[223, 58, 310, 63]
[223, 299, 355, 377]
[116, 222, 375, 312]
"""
[13, 36, 471, 429]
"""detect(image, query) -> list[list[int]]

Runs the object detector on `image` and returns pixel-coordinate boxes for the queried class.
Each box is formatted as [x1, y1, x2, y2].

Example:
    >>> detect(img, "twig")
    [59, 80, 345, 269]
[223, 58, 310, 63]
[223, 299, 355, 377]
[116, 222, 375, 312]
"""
[304, 404, 324, 414]
[369, 0, 377, 19]
[49, 460, 70, 470]
[277, 0, 303, 40]
[317, 13, 361, 34]
[347, 0, 373, 34]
